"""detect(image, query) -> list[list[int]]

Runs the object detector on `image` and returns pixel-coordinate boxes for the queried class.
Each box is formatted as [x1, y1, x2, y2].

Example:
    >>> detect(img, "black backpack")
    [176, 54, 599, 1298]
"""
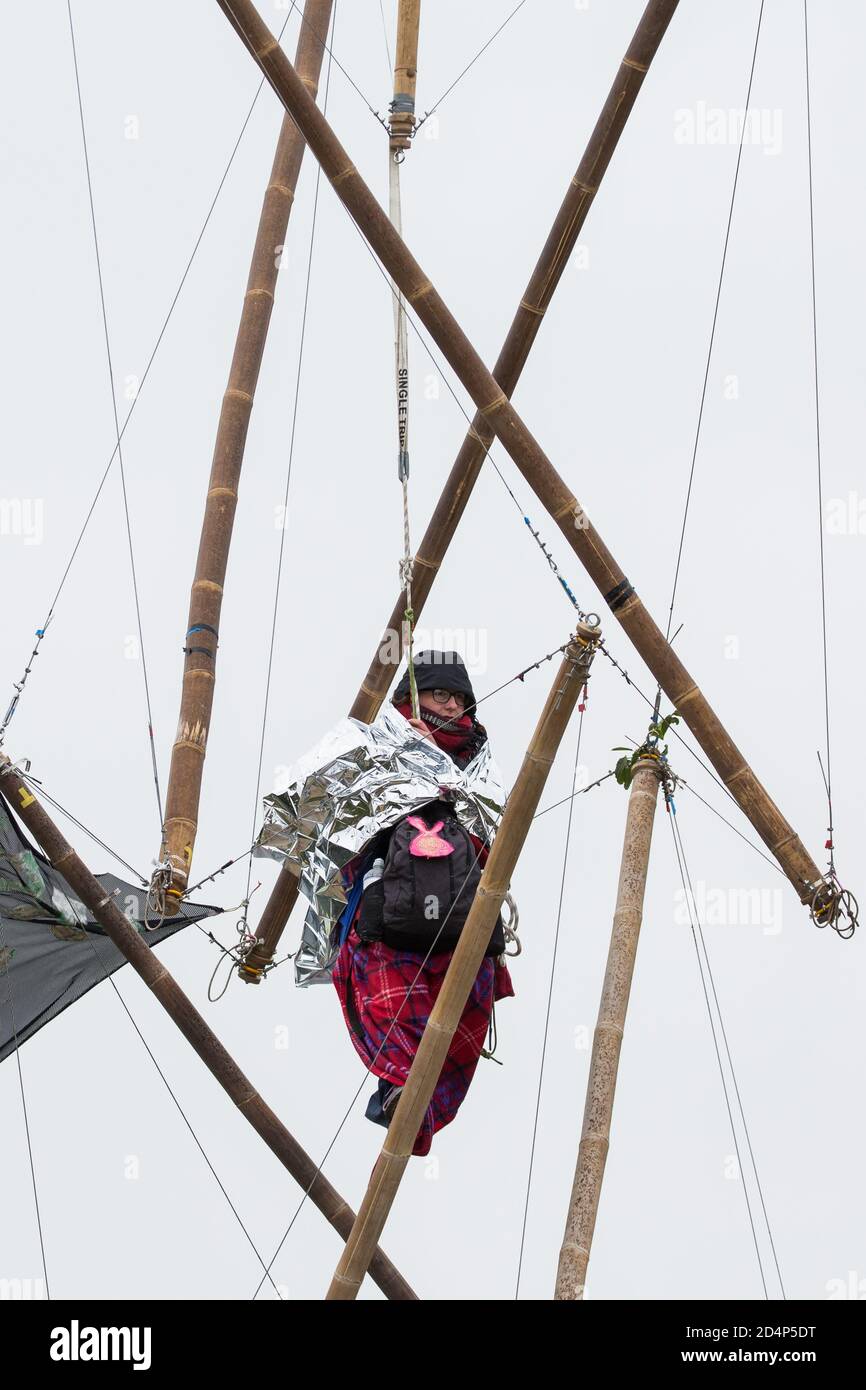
[357, 800, 506, 957]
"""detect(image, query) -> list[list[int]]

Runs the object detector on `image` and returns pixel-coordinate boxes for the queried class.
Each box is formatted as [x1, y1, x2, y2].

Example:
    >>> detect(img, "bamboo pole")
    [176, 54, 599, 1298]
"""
[159, 0, 334, 902]
[554, 755, 661, 1301]
[352, 0, 681, 724]
[0, 754, 416, 1300]
[389, 0, 421, 151]
[325, 623, 601, 1299]
[216, 0, 831, 920]
[238, 0, 681, 980]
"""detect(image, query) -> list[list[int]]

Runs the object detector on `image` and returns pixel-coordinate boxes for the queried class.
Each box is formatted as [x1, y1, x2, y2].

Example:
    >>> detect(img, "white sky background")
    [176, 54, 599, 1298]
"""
[1, 0, 864, 1301]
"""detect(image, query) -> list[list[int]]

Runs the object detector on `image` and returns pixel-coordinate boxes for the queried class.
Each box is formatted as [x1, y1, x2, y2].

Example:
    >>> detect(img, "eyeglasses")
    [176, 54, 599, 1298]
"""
[429, 688, 467, 709]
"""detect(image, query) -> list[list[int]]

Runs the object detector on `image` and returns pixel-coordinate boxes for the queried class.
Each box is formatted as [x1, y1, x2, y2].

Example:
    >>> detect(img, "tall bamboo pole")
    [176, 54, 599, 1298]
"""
[387, 1, 421, 716]
[555, 756, 661, 1301]
[389, 0, 421, 151]
[238, 0, 681, 981]
[159, 0, 334, 902]
[0, 755, 415, 1300]
[217, 0, 831, 917]
[325, 623, 601, 1299]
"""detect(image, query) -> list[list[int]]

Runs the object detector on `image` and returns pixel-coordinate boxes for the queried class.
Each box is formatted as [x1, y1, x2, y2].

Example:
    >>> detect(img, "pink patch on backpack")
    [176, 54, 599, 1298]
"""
[406, 815, 454, 858]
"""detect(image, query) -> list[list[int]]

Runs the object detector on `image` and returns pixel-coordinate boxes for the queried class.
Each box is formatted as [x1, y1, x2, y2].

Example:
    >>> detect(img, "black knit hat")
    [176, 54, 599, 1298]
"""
[392, 650, 476, 707]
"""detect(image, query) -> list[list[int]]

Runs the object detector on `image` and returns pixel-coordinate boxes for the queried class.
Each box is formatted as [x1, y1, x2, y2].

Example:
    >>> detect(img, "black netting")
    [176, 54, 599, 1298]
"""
[0, 801, 222, 1063]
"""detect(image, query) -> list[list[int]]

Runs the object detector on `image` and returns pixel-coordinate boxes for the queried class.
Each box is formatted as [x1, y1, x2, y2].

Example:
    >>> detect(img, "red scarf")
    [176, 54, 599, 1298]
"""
[394, 700, 478, 762]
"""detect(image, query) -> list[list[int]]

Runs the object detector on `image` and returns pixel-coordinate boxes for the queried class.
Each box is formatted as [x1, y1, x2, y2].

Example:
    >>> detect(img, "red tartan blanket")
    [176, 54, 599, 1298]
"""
[332, 927, 515, 1155]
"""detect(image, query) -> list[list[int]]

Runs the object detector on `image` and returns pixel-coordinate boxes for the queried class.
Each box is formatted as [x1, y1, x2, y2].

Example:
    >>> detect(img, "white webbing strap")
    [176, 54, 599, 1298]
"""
[389, 150, 419, 719]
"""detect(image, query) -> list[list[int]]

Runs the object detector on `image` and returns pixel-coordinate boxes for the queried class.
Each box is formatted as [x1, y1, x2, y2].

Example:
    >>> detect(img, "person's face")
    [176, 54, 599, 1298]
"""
[419, 688, 466, 719]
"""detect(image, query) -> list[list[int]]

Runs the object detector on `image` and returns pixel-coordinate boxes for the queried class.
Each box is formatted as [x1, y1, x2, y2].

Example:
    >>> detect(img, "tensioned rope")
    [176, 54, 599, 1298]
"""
[533, 768, 616, 819]
[0, 919, 51, 1299]
[390, 145, 420, 720]
[188, 636, 593, 931]
[281, 0, 390, 132]
[237, 187, 788, 891]
[414, 0, 531, 134]
[102, 973, 283, 1298]
[514, 701, 587, 1298]
[533, 748, 783, 876]
[236, 1, 339, 961]
[340, 233, 788, 871]
[668, 807, 785, 1299]
[662, 0, 766, 643]
[803, 0, 835, 881]
[1, 5, 375, 895]
[0, 4, 381, 748]
[377, 0, 392, 75]
[18, 770, 147, 885]
[1, 863, 282, 1297]
[0, 47, 279, 751]
[66, 0, 163, 832]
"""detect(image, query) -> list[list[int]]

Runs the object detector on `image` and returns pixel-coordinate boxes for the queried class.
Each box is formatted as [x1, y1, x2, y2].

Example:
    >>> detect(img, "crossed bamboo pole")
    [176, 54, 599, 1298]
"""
[326, 624, 601, 1299]
[223, 0, 833, 982]
[159, 0, 334, 900]
[354, 0, 680, 726]
[239, 0, 681, 980]
[0, 755, 415, 1300]
[555, 755, 662, 1300]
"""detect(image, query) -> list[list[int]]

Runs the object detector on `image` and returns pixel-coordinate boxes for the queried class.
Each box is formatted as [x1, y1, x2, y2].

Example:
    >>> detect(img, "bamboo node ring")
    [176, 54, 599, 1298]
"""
[480, 394, 507, 416]
[724, 765, 750, 787]
[672, 683, 700, 707]
[622, 56, 649, 73]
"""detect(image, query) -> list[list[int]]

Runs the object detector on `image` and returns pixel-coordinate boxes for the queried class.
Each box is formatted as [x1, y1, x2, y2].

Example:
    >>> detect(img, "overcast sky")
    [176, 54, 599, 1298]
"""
[1, 0, 864, 1301]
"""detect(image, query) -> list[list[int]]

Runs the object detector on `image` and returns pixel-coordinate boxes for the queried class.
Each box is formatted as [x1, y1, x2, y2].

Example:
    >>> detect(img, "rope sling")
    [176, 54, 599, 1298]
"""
[389, 145, 419, 720]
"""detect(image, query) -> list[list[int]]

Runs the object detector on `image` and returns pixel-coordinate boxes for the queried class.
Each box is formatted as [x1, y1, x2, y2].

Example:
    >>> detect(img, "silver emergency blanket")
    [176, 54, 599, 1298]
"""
[255, 702, 507, 986]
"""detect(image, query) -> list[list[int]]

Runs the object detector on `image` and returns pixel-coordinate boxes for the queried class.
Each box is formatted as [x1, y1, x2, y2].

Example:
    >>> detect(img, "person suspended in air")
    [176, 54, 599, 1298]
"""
[331, 650, 515, 1155]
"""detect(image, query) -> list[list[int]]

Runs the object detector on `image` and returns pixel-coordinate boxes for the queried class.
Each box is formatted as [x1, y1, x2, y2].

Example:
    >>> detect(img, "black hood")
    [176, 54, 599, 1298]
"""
[392, 650, 476, 707]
